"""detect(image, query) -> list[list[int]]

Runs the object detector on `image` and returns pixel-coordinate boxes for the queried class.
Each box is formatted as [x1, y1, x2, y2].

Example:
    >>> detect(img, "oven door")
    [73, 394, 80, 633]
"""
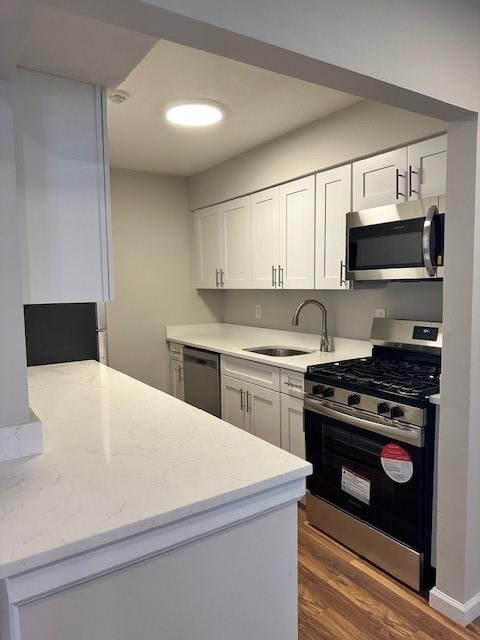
[346, 204, 444, 281]
[304, 397, 427, 550]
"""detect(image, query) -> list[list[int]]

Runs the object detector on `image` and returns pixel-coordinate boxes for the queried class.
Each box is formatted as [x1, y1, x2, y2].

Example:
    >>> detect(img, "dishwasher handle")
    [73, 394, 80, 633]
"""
[183, 348, 219, 370]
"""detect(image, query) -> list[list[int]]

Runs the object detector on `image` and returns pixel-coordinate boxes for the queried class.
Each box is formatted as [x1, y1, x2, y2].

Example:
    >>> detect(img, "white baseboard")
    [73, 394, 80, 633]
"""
[0, 410, 43, 462]
[430, 586, 480, 627]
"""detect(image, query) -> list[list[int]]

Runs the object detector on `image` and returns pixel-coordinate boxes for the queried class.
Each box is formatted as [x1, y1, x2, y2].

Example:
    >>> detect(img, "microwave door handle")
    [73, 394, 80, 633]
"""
[422, 205, 438, 277]
[304, 397, 423, 447]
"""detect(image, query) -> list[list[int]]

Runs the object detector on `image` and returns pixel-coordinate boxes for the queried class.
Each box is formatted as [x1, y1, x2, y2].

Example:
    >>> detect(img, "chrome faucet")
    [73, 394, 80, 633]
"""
[291, 299, 330, 352]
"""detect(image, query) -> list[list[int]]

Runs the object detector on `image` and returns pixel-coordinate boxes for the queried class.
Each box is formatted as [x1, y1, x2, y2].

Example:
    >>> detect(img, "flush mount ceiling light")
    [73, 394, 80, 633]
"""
[108, 90, 130, 104]
[165, 101, 225, 127]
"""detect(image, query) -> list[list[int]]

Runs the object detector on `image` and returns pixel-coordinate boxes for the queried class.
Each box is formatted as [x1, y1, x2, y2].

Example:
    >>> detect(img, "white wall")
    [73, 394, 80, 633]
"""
[106, 169, 222, 391]
[188, 101, 445, 210]
[223, 284, 443, 340]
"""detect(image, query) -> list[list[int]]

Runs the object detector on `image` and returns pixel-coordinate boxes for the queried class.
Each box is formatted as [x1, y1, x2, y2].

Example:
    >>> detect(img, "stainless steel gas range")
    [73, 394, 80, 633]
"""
[304, 318, 441, 592]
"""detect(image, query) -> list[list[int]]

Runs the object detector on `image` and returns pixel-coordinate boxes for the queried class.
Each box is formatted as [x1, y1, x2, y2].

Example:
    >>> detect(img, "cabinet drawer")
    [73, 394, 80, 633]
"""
[221, 355, 280, 391]
[169, 342, 184, 361]
[280, 369, 304, 399]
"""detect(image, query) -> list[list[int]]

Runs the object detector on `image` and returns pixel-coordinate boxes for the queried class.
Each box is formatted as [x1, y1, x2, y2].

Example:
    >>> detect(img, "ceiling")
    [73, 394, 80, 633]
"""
[108, 40, 361, 176]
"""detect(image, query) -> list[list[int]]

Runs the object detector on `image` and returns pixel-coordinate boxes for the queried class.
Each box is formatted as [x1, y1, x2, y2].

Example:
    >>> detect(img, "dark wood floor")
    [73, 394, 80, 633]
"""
[298, 507, 480, 640]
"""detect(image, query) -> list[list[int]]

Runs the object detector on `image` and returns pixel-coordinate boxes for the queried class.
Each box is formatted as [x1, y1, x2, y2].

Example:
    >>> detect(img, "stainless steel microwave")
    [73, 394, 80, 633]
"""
[346, 199, 445, 282]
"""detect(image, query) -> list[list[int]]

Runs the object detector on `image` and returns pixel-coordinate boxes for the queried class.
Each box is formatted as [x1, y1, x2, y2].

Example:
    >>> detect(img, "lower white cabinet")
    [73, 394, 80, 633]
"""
[280, 395, 305, 459]
[170, 358, 184, 401]
[221, 375, 281, 446]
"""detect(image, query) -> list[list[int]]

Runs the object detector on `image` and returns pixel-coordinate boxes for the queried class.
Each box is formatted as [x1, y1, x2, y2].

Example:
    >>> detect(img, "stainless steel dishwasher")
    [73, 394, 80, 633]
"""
[183, 347, 221, 417]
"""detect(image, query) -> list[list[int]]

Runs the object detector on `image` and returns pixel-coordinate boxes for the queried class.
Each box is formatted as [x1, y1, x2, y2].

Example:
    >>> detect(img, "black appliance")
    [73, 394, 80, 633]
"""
[304, 318, 441, 591]
[346, 200, 445, 281]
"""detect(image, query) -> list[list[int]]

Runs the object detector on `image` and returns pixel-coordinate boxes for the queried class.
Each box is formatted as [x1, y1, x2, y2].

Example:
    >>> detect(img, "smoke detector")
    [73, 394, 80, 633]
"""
[108, 90, 130, 104]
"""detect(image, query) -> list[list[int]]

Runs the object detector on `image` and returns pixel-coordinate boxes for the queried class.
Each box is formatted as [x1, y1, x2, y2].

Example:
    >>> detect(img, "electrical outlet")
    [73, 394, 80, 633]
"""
[255, 305, 262, 319]
[374, 308, 386, 319]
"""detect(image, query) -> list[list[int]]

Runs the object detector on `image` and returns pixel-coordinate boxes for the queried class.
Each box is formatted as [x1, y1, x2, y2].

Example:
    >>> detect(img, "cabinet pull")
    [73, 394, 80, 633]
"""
[246, 391, 251, 413]
[339, 260, 347, 287]
[178, 365, 183, 383]
[215, 269, 219, 288]
[240, 389, 246, 410]
[220, 269, 225, 287]
[408, 165, 418, 197]
[284, 381, 303, 391]
[272, 265, 277, 288]
[279, 265, 284, 288]
[395, 168, 406, 199]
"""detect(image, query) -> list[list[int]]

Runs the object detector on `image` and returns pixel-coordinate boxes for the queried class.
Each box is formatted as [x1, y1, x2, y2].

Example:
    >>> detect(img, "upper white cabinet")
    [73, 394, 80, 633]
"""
[279, 176, 315, 289]
[251, 187, 281, 289]
[408, 135, 447, 200]
[353, 135, 447, 210]
[193, 204, 222, 288]
[220, 196, 251, 288]
[12, 69, 113, 304]
[353, 148, 408, 210]
[315, 165, 352, 290]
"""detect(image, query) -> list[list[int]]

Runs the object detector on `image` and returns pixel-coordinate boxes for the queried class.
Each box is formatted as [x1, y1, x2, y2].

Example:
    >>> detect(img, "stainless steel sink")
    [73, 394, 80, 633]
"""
[242, 346, 313, 357]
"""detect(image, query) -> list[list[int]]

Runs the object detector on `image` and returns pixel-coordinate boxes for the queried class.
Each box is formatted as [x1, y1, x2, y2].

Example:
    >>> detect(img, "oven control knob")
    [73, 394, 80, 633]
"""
[347, 394, 360, 406]
[312, 384, 324, 396]
[322, 387, 335, 398]
[377, 402, 390, 415]
[391, 406, 404, 419]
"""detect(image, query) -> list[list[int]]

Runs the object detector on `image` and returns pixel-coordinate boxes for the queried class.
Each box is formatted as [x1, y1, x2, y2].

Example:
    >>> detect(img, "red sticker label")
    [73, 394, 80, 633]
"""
[381, 443, 413, 483]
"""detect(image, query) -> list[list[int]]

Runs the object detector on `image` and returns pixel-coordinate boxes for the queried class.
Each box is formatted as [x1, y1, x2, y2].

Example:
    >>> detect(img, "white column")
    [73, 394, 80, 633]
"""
[0, 79, 42, 460]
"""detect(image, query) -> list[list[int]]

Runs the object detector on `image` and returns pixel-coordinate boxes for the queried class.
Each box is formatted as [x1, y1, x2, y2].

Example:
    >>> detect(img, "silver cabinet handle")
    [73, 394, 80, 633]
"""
[240, 389, 246, 410]
[284, 381, 303, 391]
[278, 265, 284, 288]
[215, 269, 219, 287]
[339, 260, 347, 287]
[178, 365, 183, 383]
[408, 165, 418, 197]
[271, 265, 277, 288]
[422, 204, 438, 277]
[395, 168, 406, 199]
[246, 391, 251, 413]
[220, 269, 224, 287]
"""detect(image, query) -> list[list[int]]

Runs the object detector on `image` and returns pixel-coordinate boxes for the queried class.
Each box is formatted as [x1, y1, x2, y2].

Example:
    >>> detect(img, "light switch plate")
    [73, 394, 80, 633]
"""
[255, 305, 262, 319]
[374, 308, 386, 318]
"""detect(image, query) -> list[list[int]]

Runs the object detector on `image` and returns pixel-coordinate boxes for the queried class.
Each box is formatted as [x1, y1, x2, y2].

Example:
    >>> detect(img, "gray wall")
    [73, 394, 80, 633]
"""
[222, 283, 443, 340]
[106, 169, 222, 391]
[188, 101, 445, 210]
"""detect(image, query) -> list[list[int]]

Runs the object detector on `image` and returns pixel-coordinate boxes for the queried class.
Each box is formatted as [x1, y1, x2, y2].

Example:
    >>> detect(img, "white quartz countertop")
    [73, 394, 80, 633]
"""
[0, 361, 311, 579]
[166, 323, 372, 371]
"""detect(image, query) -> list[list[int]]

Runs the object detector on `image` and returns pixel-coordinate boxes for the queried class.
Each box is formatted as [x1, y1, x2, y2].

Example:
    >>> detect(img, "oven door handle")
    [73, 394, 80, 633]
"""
[304, 397, 424, 447]
[422, 205, 438, 277]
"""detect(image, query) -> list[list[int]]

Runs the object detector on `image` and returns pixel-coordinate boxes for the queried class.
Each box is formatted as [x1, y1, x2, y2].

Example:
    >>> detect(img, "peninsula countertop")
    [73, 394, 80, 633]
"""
[0, 360, 311, 579]
[166, 323, 372, 372]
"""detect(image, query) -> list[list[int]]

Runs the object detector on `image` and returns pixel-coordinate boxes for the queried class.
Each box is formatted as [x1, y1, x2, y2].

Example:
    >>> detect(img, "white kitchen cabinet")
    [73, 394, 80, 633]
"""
[280, 369, 305, 400]
[12, 69, 113, 304]
[221, 375, 281, 446]
[315, 165, 352, 290]
[280, 395, 305, 459]
[221, 375, 249, 431]
[353, 148, 408, 211]
[170, 358, 184, 400]
[193, 204, 223, 289]
[221, 355, 280, 391]
[220, 196, 251, 288]
[408, 135, 447, 200]
[248, 384, 281, 446]
[279, 176, 315, 289]
[251, 187, 281, 288]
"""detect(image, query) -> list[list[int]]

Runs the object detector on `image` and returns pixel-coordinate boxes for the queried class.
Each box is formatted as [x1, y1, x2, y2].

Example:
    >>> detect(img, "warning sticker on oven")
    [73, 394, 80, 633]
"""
[381, 443, 413, 483]
[341, 467, 371, 504]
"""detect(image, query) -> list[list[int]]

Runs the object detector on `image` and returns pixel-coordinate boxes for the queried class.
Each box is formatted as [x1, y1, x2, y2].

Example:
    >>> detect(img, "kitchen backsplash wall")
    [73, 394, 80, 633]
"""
[107, 169, 222, 392]
[222, 283, 443, 340]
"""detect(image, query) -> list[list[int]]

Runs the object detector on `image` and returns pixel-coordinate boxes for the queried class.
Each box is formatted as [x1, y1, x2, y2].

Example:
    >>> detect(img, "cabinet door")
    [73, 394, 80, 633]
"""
[220, 196, 251, 288]
[170, 359, 185, 401]
[279, 176, 315, 289]
[352, 148, 408, 210]
[280, 395, 305, 459]
[408, 135, 447, 200]
[247, 383, 281, 447]
[13, 69, 112, 304]
[193, 205, 222, 289]
[221, 375, 249, 431]
[251, 187, 281, 289]
[315, 165, 351, 289]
